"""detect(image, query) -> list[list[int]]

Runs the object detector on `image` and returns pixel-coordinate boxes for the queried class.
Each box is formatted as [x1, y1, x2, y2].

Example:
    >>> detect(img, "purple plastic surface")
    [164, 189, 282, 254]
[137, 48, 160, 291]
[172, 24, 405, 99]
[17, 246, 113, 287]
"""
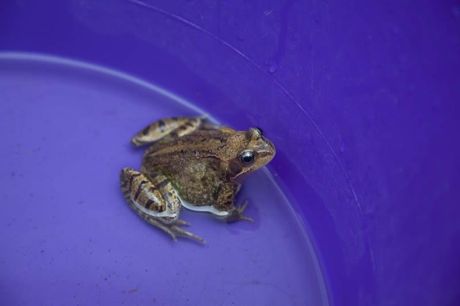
[1, 1, 460, 305]
[0, 57, 328, 306]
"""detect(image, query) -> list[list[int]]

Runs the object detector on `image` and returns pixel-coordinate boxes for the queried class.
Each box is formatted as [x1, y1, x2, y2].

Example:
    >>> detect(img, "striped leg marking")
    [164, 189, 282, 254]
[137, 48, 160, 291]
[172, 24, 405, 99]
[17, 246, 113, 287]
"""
[120, 168, 204, 243]
[131, 116, 204, 146]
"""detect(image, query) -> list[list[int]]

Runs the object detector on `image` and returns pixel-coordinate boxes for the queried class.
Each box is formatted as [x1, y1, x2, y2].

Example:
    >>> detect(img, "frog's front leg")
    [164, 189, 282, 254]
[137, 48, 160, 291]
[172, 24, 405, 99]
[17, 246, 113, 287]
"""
[120, 168, 204, 243]
[131, 116, 204, 146]
[214, 182, 253, 223]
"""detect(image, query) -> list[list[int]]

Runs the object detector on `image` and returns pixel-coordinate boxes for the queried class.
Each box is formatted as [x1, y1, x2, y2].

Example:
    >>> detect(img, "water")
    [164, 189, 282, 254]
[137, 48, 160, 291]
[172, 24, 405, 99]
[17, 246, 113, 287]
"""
[0, 53, 328, 306]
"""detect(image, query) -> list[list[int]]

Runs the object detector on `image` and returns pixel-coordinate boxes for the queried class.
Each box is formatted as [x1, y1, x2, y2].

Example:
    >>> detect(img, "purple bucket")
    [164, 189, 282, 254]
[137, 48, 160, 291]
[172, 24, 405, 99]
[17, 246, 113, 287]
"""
[1, 1, 459, 305]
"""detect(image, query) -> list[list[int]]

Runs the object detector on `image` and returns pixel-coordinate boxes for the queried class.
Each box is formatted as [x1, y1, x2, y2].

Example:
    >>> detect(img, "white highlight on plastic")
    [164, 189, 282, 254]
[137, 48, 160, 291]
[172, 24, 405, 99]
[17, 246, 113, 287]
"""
[0, 51, 217, 123]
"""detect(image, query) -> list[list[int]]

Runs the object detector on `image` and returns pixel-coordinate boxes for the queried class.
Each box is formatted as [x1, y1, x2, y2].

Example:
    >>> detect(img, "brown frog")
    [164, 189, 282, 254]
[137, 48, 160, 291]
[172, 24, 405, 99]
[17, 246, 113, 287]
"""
[120, 116, 276, 243]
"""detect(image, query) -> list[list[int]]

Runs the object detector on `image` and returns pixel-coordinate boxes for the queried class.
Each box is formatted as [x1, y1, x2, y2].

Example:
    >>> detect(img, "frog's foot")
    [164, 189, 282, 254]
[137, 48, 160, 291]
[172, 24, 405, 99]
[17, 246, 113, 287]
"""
[225, 201, 254, 223]
[131, 116, 204, 146]
[169, 224, 205, 244]
[143, 217, 205, 243]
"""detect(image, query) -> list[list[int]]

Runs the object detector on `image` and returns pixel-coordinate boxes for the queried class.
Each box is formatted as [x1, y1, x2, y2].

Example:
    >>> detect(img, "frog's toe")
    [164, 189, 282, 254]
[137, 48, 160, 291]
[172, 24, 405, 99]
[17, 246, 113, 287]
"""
[166, 231, 178, 241]
[170, 225, 205, 244]
[143, 216, 178, 241]
[237, 200, 253, 222]
[238, 215, 254, 223]
[225, 201, 253, 223]
[230, 212, 254, 223]
[174, 219, 190, 226]
[237, 200, 249, 213]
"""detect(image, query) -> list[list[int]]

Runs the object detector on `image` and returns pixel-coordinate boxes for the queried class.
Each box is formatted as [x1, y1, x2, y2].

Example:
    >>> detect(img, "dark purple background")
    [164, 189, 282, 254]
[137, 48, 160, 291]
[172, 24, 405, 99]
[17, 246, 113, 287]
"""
[1, 1, 460, 305]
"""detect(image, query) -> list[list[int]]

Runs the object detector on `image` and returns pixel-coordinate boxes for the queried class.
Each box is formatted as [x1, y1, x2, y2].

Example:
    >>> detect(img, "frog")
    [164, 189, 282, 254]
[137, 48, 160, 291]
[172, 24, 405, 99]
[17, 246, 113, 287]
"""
[120, 116, 276, 243]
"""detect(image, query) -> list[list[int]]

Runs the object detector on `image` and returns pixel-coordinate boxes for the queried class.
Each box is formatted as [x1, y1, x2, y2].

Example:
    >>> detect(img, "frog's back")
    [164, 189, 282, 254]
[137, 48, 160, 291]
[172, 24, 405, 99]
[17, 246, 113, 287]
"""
[140, 128, 235, 205]
[143, 128, 235, 162]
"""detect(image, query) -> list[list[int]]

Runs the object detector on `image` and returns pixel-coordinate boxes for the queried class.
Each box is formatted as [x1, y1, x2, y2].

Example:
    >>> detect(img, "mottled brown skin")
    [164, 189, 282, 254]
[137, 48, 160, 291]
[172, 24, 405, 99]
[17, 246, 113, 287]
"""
[120, 116, 276, 243]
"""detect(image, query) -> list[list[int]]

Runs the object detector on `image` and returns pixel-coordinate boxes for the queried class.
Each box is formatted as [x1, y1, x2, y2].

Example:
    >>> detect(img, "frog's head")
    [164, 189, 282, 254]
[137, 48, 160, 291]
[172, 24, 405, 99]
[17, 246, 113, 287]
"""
[228, 128, 276, 180]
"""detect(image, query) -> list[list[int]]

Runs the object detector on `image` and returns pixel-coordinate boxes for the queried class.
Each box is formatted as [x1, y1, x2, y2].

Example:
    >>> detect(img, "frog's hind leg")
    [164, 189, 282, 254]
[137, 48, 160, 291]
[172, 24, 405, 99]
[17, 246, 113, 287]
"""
[120, 168, 205, 243]
[131, 116, 204, 146]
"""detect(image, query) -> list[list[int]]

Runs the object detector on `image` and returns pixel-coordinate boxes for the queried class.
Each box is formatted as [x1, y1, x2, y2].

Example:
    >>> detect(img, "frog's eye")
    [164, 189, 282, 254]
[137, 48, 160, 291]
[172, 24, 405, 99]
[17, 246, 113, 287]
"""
[239, 150, 255, 165]
[255, 127, 263, 136]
